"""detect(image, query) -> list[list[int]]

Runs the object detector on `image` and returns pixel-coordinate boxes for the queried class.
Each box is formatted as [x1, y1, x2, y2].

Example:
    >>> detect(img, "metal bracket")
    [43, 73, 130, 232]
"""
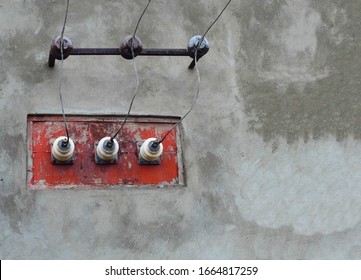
[51, 153, 75, 165]
[48, 35, 209, 69]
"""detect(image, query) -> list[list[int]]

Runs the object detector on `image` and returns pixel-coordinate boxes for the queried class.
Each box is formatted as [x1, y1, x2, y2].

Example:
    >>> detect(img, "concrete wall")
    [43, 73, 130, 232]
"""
[1, 0, 361, 259]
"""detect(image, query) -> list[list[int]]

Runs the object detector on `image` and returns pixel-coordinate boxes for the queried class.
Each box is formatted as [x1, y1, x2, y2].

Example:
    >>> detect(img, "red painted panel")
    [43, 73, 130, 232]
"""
[27, 115, 184, 189]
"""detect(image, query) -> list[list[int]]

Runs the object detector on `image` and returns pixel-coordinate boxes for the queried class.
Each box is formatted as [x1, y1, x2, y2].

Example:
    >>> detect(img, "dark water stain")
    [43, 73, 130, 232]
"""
[1, 0, 118, 87]
[2, 31, 50, 85]
[0, 191, 37, 234]
[235, 0, 361, 144]
[180, 1, 208, 34]
[0, 133, 34, 233]
[105, 199, 186, 254]
[0, 133, 24, 159]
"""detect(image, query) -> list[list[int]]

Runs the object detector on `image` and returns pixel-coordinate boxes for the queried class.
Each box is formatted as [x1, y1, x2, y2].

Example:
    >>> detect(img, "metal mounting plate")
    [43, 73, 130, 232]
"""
[27, 115, 185, 189]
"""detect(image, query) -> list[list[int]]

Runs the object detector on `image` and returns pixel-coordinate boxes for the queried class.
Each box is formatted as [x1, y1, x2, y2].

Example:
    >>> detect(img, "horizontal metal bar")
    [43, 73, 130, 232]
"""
[70, 48, 119, 55]
[48, 47, 200, 68]
[70, 48, 190, 56]
[140, 49, 189, 56]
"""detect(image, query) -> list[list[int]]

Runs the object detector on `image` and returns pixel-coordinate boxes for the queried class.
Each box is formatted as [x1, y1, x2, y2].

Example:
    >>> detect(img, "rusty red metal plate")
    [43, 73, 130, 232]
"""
[27, 115, 185, 189]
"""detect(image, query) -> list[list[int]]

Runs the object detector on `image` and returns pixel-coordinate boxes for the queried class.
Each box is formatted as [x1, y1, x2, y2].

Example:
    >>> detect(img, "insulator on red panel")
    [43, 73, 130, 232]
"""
[51, 136, 75, 165]
[95, 136, 119, 164]
[138, 137, 163, 165]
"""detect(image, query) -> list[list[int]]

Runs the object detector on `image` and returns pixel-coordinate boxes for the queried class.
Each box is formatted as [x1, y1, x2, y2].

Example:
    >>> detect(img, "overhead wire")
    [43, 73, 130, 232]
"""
[199, 0, 232, 47]
[155, 50, 201, 145]
[153, 0, 232, 146]
[59, 0, 70, 145]
[133, 0, 152, 39]
[110, 0, 152, 142]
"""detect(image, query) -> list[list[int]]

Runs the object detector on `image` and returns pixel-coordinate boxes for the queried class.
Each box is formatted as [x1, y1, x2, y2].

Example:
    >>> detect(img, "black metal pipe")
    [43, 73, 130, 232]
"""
[48, 47, 202, 68]
[70, 48, 120, 55]
[69, 48, 190, 56]
[188, 59, 196, 69]
[140, 49, 189, 56]
[48, 52, 56, 67]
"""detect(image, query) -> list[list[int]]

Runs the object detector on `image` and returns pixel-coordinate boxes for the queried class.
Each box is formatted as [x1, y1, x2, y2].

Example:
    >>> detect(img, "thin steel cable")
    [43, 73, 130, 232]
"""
[110, 47, 139, 141]
[60, 0, 70, 38]
[59, 0, 70, 144]
[155, 50, 201, 145]
[133, 0, 152, 38]
[154, 0, 232, 146]
[199, 0, 232, 47]
[111, 0, 152, 141]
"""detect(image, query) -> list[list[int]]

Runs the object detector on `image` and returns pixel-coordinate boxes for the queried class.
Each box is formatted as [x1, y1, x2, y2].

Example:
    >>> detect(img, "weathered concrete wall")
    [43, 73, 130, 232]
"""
[1, 0, 361, 259]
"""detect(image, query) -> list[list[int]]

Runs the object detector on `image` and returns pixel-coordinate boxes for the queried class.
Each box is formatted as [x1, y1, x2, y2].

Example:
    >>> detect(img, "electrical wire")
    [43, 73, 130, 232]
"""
[59, 0, 70, 144]
[155, 50, 201, 145]
[153, 0, 232, 146]
[199, 0, 232, 47]
[110, 0, 152, 142]
[110, 48, 139, 141]
[133, 0, 152, 38]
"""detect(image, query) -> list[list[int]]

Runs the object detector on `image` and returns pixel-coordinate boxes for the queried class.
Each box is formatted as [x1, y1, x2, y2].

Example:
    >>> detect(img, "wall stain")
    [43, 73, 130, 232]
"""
[0, 133, 24, 159]
[0, 191, 37, 234]
[235, 0, 361, 144]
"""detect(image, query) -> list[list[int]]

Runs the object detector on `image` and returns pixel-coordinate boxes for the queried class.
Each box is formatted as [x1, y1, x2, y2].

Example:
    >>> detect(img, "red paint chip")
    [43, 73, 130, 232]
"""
[27, 115, 185, 189]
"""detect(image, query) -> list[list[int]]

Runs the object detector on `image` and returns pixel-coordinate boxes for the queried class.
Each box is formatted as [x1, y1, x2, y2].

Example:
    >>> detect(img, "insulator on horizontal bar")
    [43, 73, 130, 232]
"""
[50, 35, 73, 60]
[187, 35, 209, 58]
[187, 35, 210, 69]
[119, 35, 143, 60]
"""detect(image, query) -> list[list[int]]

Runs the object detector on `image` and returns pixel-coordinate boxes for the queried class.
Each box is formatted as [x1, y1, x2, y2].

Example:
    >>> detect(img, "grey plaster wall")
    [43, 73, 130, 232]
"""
[1, 0, 361, 259]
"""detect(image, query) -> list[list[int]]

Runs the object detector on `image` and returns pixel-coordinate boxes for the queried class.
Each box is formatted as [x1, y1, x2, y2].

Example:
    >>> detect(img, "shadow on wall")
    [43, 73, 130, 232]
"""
[235, 0, 361, 144]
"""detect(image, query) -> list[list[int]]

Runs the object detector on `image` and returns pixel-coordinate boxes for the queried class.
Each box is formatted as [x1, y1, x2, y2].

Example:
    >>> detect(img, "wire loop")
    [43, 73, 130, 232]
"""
[155, 0, 232, 146]
[59, 0, 70, 144]
[111, 0, 152, 141]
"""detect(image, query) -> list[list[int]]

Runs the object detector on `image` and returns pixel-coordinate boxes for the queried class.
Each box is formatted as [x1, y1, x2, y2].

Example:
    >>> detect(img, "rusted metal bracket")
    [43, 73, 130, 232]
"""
[48, 35, 209, 70]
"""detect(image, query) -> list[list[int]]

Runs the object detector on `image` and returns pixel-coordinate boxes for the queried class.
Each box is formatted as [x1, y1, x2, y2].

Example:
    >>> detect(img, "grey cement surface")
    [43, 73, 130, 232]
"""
[1, 0, 361, 259]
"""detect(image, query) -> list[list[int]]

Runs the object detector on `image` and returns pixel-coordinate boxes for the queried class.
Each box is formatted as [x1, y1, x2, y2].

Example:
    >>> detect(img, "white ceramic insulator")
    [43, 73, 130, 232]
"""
[187, 35, 209, 50]
[140, 138, 163, 162]
[96, 137, 119, 161]
[52, 136, 75, 162]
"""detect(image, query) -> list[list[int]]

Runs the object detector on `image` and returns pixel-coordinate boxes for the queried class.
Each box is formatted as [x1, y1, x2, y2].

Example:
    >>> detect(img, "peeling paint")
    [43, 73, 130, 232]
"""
[27, 115, 183, 189]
